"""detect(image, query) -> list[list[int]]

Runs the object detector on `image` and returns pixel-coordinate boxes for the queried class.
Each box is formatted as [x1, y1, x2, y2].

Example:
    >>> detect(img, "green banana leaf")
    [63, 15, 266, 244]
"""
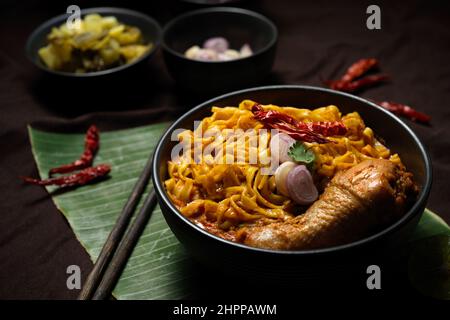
[28, 123, 450, 300]
[28, 123, 194, 299]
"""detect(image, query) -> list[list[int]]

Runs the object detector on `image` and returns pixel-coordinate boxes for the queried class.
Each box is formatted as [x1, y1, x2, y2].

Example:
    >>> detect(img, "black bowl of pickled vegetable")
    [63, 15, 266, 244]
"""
[26, 7, 161, 77]
[162, 7, 278, 96]
[152, 85, 432, 285]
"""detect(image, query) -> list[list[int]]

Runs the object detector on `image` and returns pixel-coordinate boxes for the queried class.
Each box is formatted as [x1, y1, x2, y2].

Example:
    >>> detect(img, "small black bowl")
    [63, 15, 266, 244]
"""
[152, 85, 432, 283]
[25, 7, 161, 78]
[162, 7, 277, 96]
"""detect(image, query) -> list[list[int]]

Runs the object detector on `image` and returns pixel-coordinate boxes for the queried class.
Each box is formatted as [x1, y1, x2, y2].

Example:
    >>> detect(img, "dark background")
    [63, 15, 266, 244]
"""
[0, 0, 449, 299]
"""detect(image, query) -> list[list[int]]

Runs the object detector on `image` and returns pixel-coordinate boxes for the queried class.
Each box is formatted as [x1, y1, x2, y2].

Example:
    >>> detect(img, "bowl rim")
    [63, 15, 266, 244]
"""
[161, 6, 278, 64]
[152, 85, 433, 256]
[25, 7, 162, 78]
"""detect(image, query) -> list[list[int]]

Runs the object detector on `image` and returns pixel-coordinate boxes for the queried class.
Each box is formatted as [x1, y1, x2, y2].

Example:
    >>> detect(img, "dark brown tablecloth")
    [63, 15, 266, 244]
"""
[0, 0, 449, 299]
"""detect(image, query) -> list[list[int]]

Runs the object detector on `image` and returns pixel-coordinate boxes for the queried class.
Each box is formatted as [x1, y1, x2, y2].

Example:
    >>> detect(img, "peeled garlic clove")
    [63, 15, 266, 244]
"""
[185, 45, 201, 59]
[240, 43, 253, 57]
[217, 53, 234, 61]
[195, 48, 218, 61]
[222, 49, 240, 60]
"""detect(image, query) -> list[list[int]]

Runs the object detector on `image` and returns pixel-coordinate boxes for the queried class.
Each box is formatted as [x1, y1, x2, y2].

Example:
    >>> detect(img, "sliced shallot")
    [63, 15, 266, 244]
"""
[203, 37, 229, 53]
[286, 165, 318, 205]
[270, 132, 296, 164]
[274, 161, 297, 197]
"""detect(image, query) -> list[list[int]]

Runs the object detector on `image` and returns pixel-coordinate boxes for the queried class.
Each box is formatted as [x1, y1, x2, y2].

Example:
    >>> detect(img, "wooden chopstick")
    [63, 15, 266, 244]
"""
[92, 190, 157, 300]
[78, 154, 155, 300]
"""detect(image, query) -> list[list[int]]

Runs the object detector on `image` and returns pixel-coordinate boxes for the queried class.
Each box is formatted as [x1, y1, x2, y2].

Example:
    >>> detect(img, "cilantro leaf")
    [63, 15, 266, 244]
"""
[288, 142, 316, 169]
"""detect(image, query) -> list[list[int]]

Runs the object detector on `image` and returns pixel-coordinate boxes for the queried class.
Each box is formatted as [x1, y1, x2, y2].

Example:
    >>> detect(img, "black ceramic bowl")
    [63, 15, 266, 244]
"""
[25, 7, 161, 77]
[152, 85, 432, 283]
[162, 7, 277, 95]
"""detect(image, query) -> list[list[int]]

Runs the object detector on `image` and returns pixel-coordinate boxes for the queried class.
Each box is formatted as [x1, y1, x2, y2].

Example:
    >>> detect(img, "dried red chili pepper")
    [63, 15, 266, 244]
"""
[22, 164, 111, 188]
[324, 58, 431, 124]
[253, 104, 347, 136]
[324, 58, 388, 93]
[376, 101, 431, 124]
[326, 74, 389, 92]
[341, 58, 378, 82]
[301, 121, 347, 136]
[252, 104, 347, 143]
[49, 125, 99, 176]
[252, 104, 298, 126]
[267, 121, 330, 144]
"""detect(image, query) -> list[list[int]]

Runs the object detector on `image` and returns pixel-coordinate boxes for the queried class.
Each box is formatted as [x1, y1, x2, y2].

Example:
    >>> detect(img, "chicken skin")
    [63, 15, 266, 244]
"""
[240, 159, 417, 250]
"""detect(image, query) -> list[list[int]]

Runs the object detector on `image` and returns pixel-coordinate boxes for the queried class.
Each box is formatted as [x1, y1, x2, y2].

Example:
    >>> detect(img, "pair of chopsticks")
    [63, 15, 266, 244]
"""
[78, 153, 157, 300]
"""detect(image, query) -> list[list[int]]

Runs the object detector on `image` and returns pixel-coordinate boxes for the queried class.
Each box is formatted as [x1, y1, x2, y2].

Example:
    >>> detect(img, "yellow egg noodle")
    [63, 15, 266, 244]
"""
[164, 100, 402, 233]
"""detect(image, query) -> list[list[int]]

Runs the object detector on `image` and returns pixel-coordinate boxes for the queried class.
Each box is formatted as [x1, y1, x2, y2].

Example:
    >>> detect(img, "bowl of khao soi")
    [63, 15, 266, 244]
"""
[152, 85, 431, 281]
